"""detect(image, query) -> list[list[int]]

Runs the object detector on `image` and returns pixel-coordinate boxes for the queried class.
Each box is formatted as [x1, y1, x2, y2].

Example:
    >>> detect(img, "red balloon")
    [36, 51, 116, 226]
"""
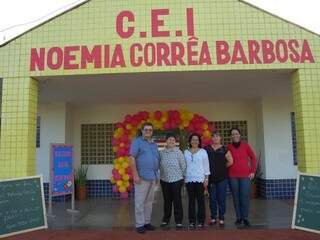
[186, 124, 195, 132]
[170, 122, 177, 129]
[111, 138, 119, 146]
[173, 110, 180, 119]
[142, 111, 149, 120]
[154, 111, 162, 120]
[121, 135, 129, 143]
[196, 129, 202, 135]
[126, 167, 132, 174]
[163, 122, 171, 130]
[195, 123, 203, 130]
[115, 122, 124, 129]
[131, 119, 139, 126]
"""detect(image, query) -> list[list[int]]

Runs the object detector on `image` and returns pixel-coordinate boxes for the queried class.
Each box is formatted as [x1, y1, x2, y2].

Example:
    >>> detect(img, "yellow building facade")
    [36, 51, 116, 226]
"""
[0, 0, 319, 180]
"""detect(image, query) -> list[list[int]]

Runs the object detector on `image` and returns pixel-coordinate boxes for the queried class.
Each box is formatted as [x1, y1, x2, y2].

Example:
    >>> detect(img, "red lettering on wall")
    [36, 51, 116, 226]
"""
[47, 47, 63, 70]
[130, 43, 143, 67]
[231, 40, 248, 64]
[171, 42, 185, 65]
[248, 40, 262, 64]
[186, 8, 195, 37]
[216, 41, 230, 64]
[30, 48, 45, 71]
[64, 46, 79, 69]
[111, 44, 126, 68]
[81, 45, 102, 69]
[116, 11, 135, 39]
[262, 40, 275, 64]
[288, 40, 300, 63]
[300, 39, 315, 63]
[151, 9, 170, 37]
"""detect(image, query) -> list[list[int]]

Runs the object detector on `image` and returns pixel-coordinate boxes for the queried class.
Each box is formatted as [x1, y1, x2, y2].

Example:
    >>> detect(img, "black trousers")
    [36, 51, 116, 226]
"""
[186, 182, 205, 224]
[160, 179, 184, 224]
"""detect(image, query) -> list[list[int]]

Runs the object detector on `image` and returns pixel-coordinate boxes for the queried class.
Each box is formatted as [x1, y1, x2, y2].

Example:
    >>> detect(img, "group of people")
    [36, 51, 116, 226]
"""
[129, 122, 257, 234]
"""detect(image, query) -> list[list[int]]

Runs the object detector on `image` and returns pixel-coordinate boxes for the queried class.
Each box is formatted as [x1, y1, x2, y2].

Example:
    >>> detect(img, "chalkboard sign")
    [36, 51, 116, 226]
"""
[0, 176, 47, 238]
[292, 172, 320, 234]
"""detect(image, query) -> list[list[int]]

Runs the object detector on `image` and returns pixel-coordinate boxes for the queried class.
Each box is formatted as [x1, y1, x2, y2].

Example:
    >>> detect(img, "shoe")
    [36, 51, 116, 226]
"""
[209, 219, 217, 225]
[144, 224, 156, 231]
[219, 220, 225, 227]
[243, 219, 251, 227]
[197, 223, 204, 229]
[136, 226, 146, 234]
[188, 223, 195, 230]
[176, 223, 183, 230]
[235, 219, 242, 225]
[161, 222, 169, 228]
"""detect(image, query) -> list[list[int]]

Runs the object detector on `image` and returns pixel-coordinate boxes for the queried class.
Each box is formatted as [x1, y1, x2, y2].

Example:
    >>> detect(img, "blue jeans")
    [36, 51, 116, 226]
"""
[208, 179, 227, 220]
[229, 177, 251, 220]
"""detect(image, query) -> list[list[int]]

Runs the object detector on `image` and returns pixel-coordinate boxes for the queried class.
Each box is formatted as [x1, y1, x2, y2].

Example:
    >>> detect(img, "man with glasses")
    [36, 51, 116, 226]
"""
[129, 122, 160, 234]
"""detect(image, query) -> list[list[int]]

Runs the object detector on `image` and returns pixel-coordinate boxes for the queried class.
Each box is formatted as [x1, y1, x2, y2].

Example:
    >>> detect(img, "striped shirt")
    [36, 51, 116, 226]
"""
[159, 147, 186, 183]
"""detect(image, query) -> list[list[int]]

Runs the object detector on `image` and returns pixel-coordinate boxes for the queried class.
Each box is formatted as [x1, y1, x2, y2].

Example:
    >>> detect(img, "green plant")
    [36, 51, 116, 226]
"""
[75, 165, 89, 186]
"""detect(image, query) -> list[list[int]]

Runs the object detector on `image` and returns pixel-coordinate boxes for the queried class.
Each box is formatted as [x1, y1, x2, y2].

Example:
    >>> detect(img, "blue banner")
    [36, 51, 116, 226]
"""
[51, 144, 73, 196]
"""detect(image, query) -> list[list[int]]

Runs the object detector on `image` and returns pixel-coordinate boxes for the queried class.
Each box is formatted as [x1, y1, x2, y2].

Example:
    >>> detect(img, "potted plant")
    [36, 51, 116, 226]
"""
[75, 165, 89, 200]
[251, 152, 263, 198]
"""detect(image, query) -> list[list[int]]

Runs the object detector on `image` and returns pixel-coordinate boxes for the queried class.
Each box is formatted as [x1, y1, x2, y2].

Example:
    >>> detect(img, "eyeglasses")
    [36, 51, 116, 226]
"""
[143, 128, 153, 132]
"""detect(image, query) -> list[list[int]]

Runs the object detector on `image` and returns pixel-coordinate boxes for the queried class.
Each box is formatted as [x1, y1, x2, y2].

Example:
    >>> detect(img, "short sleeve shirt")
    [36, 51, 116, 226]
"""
[129, 136, 160, 181]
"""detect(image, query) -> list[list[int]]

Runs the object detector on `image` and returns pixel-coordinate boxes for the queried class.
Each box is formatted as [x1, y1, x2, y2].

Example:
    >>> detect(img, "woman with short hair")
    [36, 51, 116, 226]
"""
[159, 132, 186, 229]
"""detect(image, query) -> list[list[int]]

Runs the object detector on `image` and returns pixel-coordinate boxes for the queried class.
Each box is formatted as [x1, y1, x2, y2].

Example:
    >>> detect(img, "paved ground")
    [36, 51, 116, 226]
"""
[6, 189, 317, 240]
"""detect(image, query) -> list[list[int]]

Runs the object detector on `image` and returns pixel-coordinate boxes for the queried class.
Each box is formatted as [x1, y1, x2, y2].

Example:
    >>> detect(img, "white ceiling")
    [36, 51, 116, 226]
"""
[38, 69, 293, 105]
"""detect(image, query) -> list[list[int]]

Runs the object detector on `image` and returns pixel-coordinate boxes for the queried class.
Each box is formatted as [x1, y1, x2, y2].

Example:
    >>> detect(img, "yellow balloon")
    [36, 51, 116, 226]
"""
[126, 124, 132, 130]
[202, 124, 208, 130]
[110, 177, 115, 184]
[182, 120, 189, 127]
[123, 174, 130, 181]
[204, 130, 211, 138]
[118, 168, 125, 175]
[118, 157, 124, 162]
[187, 112, 194, 120]
[113, 132, 119, 139]
[160, 116, 168, 123]
[119, 186, 126, 193]
[122, 162, 129, 168]
[116, 180, 123, 186]
[115, 163, 121, 170]
[124, 181, 130, 188]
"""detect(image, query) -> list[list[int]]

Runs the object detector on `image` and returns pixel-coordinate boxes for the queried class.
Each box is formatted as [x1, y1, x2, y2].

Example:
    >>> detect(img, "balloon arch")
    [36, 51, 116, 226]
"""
[110, 110, 215, 198]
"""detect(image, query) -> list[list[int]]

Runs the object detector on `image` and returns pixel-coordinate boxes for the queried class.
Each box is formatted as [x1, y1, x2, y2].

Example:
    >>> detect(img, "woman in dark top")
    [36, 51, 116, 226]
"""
[205, 131, 233, 226]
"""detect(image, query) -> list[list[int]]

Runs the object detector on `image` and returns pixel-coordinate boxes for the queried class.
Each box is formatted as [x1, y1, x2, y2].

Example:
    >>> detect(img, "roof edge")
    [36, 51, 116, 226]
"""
[0, 0, 90, 47]
[239, 0, 320, 38]
[1, 0, 318, 48]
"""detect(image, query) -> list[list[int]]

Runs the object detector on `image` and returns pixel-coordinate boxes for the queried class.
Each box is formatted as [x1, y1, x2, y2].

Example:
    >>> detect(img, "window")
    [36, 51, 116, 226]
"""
[36, 116, 40, 148]
[81, 123, 115, 164]
[211, 120, 248, 145]
[290, 112, 298, 165]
